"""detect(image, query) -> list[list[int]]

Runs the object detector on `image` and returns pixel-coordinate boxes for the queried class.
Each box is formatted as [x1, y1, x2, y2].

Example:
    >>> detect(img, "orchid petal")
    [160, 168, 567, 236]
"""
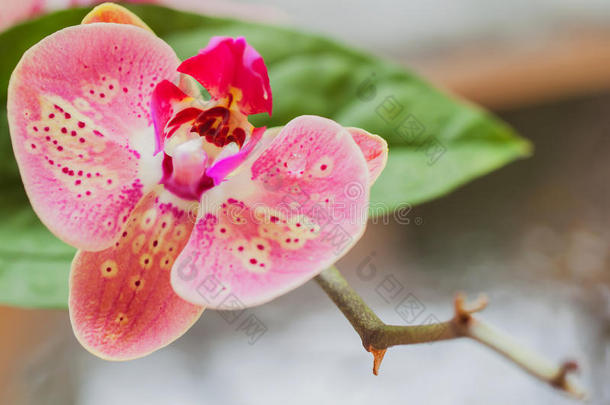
[253, 126, 389, 186]
[347, 127, 388, 185]
[8, 23, 180, 251]
[177, 36, 272, 116]
[171, 116, 370, 308]
[151, 79, 193, 155]
[70, 187, 203, 361]
[205, 126, 265, 185]
[81, 2, 152, 32]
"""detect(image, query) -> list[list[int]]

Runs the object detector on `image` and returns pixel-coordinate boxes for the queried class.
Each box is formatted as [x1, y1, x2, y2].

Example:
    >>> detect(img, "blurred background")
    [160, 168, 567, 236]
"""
[1, 0, 609, 404]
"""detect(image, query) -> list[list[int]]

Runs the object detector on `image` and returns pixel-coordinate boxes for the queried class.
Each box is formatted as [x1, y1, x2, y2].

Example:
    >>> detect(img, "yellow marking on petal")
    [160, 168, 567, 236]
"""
[254, 207, 318, 250]
[129, 275, 145, 291]
[172, 224, 187, 240]
[140, 209, 157, 230]
[157, 213, 175, 233]
[132, 233, 146, 254]
[228, 87, 243, 107]
[230, 237, 271, 273]
[28, 96, 120, 197]
[159, 255, 173, 270]
[100, 260, 118, 278]
[82, 77, 120, 105]
[148, 238, 163, 254]
[164, 243, 178, 254]
[114, 312, 129, 325]
[139, 253, 153, 270]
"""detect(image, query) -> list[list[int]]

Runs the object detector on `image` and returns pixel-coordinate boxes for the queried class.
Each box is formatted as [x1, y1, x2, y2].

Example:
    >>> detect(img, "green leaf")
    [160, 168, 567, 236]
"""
[0, 5, 530, 307]
[0, 188, 74, 308]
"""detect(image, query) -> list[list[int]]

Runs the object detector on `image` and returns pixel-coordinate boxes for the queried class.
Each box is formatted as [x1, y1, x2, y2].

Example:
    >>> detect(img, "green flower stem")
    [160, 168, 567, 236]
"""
[314, 266, 586, 399]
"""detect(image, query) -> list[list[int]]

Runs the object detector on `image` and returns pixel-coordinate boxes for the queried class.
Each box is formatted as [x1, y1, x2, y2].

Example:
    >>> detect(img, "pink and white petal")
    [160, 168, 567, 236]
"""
[347, 127, 388, 186]
[70, 187, 203, 361]
[8, 23, 180, 250]
[171, 116, 370, 308]
[177, 37, 272, 116]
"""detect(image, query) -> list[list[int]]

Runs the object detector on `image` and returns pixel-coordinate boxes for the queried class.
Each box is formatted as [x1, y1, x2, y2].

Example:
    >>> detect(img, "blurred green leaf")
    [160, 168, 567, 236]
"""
[0, 188, 74, 308]
[0, 5, 530, 308]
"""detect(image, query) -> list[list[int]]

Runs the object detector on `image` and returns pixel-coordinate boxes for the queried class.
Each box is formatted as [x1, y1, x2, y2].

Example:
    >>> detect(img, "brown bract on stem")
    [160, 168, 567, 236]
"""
[314, 266, 586, 400]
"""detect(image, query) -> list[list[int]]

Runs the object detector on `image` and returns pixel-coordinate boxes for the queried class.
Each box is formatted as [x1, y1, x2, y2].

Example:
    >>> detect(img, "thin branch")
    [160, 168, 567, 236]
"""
[314, 266, 586, 400]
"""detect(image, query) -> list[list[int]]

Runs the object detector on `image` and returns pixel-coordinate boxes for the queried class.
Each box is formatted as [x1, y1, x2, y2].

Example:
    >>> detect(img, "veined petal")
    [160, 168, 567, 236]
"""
[81, 2, 152, 32]
[8, 23, 180, 251]
[171, 116, 370, 308]
[151, 79, 193, 155]
[70, 187, 203, 361]
[347, 128, 388, 185]
[177, 37, 272, 116]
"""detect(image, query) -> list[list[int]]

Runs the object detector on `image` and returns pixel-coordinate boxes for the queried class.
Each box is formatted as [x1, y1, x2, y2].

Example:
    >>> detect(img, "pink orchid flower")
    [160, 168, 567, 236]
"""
[7, 3, 387, 360]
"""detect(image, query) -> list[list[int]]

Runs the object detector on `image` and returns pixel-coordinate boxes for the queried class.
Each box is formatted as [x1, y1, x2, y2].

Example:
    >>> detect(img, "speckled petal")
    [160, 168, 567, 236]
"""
[81, 2, 152, 31]
[70, 187, 203, 361]
[7, 23, 180, 251]
[347, 127, 388, 186]
[171, 116, 370, 308]
[177, 36, 272, 116]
